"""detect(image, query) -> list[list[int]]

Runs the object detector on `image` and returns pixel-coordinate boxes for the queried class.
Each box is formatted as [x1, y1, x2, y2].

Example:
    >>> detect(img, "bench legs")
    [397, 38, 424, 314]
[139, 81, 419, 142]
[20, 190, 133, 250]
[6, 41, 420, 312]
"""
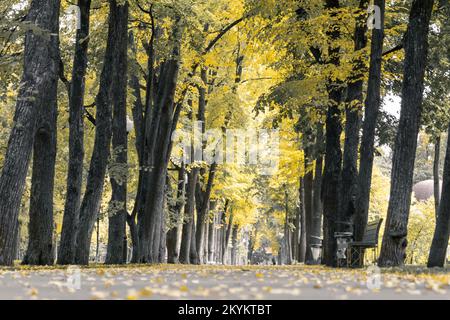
[347, 247, 365, 268]
[347, 247, 379, 268]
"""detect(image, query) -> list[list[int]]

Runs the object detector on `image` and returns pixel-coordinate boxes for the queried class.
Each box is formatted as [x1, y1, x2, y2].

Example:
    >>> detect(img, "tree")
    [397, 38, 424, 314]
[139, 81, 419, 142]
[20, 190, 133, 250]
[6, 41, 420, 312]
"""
[379, 0, 435, 267]
[58, 0, 92, 265]
[0, 0, 60, 266]
[355, 0, 385, 243]
[428, 122, 450, 267]
[321, 0, 344, 267]
[339, 0, 369, 237]
[166, 164, 185, 263]
[22, 52, 59, 265]
[106, 0, 129, 265]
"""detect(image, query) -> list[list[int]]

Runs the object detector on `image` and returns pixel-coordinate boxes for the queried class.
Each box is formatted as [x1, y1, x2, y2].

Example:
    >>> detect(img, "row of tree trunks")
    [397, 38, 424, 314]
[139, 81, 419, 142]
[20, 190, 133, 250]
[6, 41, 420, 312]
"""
[136, 20, 182, 263]
[58, 0, 92, 265]
[0, 0, 61, 266]
[378, 0, 435, 267]
[75, 0, 126, 265]
[129, 16, 244, 264]
[105, 1, 129, 265]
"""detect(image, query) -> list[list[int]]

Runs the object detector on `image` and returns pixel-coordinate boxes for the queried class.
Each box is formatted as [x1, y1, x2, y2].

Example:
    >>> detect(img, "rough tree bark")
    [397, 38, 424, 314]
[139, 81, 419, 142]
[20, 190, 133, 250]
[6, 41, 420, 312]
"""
[196, 164, 217, 264]
[339, 0, 368, 236]
[230, 225, 239, 265]
[433, 135, 441, 215]
[355, 0, 386, 242]
[189, 210, 199, 264]
[207, 201, 217, 263]
[298, 181, 306, 263]
[303, 143, 314, 263]
[127, 30, 146, 263]
[58, 0, 92, 265]
[179, 169, 198, 264]
[75, 0, 123, 265]
[167, 164, 185, 264]
[222, 204, 233, 264]
[105, 1, 129, 265]
[321, 0, 344, 267]
[137, 24, 182, 263]
[379, 0, 435, 267]
[292, 198, 300, 261]
[22, 52, 59, 266]
[134, 16, 244, 263]
[194, 68, 210, 264]
[309, 126, 324, 264]
[0, 0, 60, 266]
[428, 124, 450, 267]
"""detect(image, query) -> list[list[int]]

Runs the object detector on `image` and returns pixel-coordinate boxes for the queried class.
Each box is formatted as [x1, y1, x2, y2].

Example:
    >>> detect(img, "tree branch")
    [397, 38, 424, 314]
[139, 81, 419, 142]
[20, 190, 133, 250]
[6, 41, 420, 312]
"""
[382, 42, 404, 56]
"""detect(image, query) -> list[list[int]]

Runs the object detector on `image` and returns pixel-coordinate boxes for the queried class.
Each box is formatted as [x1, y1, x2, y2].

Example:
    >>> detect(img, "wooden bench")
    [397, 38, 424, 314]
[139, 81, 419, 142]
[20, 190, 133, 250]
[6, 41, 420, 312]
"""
[347, 218, 383, 268]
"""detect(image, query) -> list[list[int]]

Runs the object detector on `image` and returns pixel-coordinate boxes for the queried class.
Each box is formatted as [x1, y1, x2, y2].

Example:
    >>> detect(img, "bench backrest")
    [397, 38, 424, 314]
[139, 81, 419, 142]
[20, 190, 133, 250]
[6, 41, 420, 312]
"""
[362, 218, 383, 245]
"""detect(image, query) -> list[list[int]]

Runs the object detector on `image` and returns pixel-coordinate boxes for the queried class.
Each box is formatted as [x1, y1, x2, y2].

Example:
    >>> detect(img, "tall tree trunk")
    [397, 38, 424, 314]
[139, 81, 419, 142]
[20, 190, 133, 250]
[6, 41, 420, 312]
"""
[298, 180, 307, 263]
[179, 169, 198, 264]
[196, 163, 217, 264]
[433, 135, 441, 215]
[339, 0, 368, 236]
[75, 0, 123, 265]
[189, 213, 199, 264]
[207, 204, 216, 263]
[303, 147, 314, 263]
[283, 186, 292, 264]
[105, 2, 129, 265]
[58, 0, 91, 265]
[428, 124, 450, 267]
[231, 225, 238, 265]
[215, 210, 223, 263]
[0, 0, 60, 266]
[309, 131, 324, 265]
[379, 0, 435, 267]
[355, 0, 386, 242]
[203, 210, 209, 262]
[222, 207, 233, 264]
[22, 73, 58, 266]
[292, 199, 300, 261]
[321, 0, 344, 267]
[167, 164, 185, 264]
[126, 30, 145, 264]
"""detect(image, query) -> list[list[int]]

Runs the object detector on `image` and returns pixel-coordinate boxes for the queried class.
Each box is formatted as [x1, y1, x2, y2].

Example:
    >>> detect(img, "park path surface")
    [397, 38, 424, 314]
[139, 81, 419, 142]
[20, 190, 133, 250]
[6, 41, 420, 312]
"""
[0, 265, 448, 300]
